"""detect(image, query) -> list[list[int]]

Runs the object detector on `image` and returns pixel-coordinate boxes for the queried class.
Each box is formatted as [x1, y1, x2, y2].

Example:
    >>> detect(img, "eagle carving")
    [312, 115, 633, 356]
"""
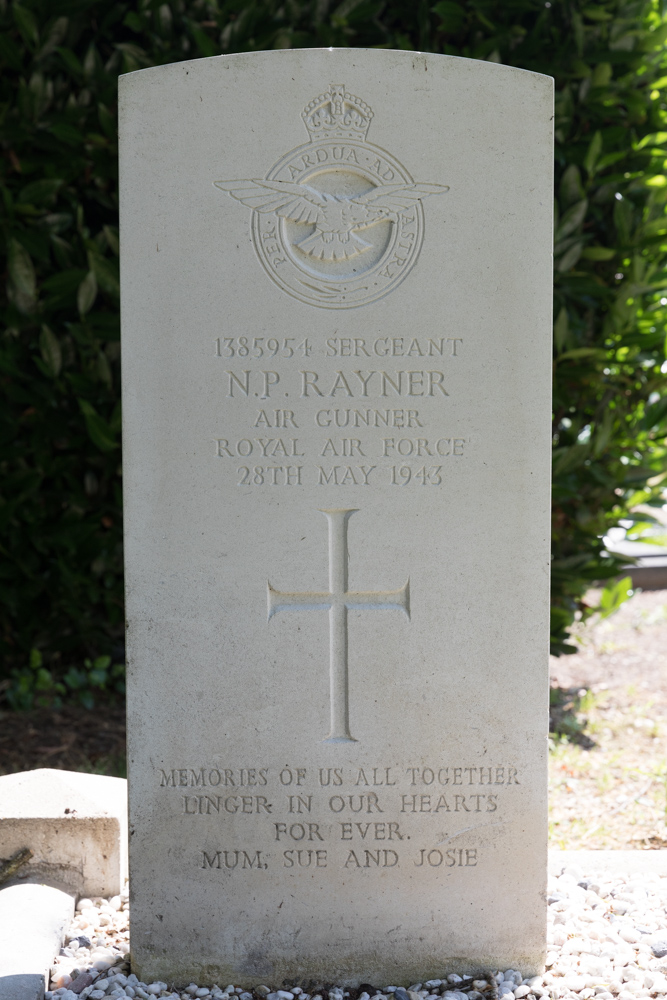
[214, 178, 449, 262]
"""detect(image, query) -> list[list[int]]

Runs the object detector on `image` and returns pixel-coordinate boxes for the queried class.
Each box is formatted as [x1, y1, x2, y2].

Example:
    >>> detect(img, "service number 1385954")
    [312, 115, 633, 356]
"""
[214, 337, 313, 358]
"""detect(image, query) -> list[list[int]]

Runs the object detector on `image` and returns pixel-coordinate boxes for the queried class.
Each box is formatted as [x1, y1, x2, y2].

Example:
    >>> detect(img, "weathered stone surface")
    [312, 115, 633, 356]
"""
[119, 48, 553, 984]
[0, 769, 127, 896]
[0, 884, 74, 999]
[0, 975, 45, 1000]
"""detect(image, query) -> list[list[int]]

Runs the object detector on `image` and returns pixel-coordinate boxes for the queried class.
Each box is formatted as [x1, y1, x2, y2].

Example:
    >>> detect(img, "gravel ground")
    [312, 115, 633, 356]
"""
[46, 861, 667, 1000]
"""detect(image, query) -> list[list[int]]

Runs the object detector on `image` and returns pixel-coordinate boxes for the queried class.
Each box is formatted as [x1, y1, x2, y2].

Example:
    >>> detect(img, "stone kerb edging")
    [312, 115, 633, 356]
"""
[0, 883, 74, 1000]
[0, 769, 128, 897]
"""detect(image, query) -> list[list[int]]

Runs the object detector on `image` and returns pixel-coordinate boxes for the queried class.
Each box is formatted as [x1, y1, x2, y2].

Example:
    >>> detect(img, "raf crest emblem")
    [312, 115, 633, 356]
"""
[215, 85, 448, 309]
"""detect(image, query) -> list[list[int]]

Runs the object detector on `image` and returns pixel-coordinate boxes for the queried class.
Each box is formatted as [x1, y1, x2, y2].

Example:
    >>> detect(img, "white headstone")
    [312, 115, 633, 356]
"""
[119, 48, 553, 985]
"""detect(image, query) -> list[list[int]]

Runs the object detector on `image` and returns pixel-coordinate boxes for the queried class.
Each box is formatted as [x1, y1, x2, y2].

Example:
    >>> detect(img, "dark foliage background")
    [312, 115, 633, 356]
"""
[1, 0, 667, 707]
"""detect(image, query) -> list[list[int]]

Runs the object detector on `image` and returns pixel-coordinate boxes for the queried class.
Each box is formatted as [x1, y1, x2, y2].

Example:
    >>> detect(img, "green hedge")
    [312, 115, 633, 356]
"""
[1, 0, 667, 707]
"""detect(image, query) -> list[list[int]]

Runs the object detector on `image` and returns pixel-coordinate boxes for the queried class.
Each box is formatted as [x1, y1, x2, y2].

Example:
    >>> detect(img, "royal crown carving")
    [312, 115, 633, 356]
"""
[302, 84, 373, 142]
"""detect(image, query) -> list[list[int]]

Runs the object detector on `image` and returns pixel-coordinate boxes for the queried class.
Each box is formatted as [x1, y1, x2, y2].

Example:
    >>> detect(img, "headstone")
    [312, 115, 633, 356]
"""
[119, 49, 553, 985]
[0, 769, 128, 896]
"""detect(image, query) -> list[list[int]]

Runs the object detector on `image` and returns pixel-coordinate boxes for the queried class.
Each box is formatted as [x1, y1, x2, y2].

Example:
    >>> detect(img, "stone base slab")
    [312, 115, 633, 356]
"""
[0, 884, 74, 1000]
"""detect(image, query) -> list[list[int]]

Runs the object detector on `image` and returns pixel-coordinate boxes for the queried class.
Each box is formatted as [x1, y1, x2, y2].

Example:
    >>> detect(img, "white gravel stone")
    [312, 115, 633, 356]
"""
[44, 867, 667, 1000]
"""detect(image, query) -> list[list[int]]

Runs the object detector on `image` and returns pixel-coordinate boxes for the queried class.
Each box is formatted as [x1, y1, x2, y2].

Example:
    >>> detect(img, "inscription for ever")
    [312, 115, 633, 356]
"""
[268, 509, 410, 742]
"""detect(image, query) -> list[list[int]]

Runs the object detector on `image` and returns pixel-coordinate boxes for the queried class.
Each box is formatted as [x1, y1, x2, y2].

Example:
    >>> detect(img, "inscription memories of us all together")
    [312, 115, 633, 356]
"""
[119, 50, 554, 986]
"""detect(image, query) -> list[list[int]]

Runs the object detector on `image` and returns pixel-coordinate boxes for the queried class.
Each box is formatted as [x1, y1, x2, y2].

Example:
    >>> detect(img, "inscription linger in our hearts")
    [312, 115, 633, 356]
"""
[267, 508, 410, 742]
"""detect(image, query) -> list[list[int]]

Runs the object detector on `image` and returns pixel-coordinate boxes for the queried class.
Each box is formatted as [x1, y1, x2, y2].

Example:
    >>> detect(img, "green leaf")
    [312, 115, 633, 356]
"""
[90, 254, 120, 299]
[39, 325, 62, 377]
[555, 199, 588, 241]
[63, 667, 87, 690]
[553, 306, 570, 352]
[103, 226, 119, 256]
[8, 238, 36, 311]
[37, 16, 68, 60]
[552, 444, 590, 476]
[123, 12, 144, 31]
[559, 164, 584, 208]
[592, 63, 612, 87]
[115, 42, 151, 71]
[643, 22, 667, 50]
[78, 399, 118, 452]
[18, 179, 63, 206]
[187, 22, 217, 57]
[555, 348, 608, 361]
[641, 396, 667, 431]
[598, 577, 633, 619]
[49, 122, 84, 146]
[592, 407, 614, 458]
[581, 247, 616, 260]
[13, 4, 39, 47]
[557, 240, 584, 272]
[635, 132, 667, 151]
[57, 46, 83, 76]
[77, 270, 98, 315]
[97, 350, 112, 388]
[98, 103, 116, 138]
[584, 131, 603, 177]
[432, 1, 466, 29]
[596, 151, 625, 170]
[583, 7, 613, 21]
[35, 667, 54, 692]
[42, 268, 86, 295]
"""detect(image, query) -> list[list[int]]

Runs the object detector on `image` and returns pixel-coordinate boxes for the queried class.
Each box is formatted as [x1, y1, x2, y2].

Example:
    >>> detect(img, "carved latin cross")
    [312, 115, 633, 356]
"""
[268, 508, 410, 742]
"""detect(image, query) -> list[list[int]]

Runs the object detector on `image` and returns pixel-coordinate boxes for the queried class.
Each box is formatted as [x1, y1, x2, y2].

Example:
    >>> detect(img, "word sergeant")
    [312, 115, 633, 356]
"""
[119, 49, 553, 987]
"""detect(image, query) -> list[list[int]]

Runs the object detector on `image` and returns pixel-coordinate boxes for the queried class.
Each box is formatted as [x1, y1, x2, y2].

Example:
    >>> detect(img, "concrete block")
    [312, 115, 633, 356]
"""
[0, 974, 45, 1000]
[0, 884, 74, 999]
[0, 769, 127, 896]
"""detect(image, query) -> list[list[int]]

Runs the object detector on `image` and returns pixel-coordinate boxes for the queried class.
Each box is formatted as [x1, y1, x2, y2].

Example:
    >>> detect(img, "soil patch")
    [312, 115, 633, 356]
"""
[549, 588, 667, 849]
[0, 703, 126, 777]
